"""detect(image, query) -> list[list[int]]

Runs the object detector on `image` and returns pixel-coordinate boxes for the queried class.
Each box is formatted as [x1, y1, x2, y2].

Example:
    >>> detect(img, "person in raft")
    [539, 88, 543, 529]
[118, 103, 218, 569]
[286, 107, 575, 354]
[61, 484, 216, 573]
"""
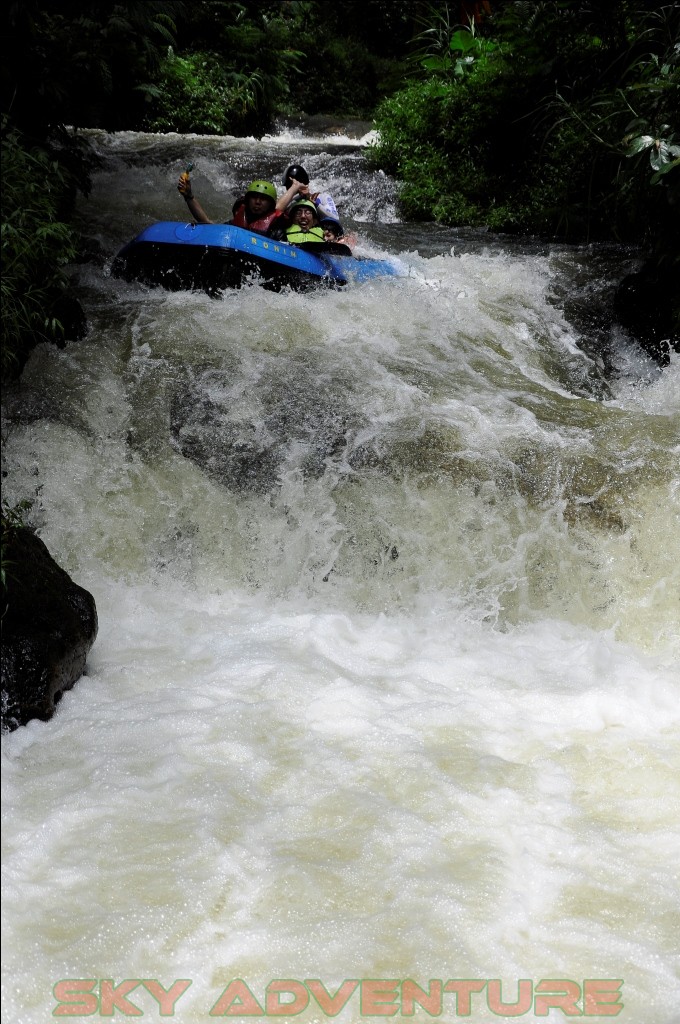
[282, 164, 340, 225]
[319, 214, 356, 252]
[281, 165, 354, 251]
[177, 172, 306, 235]
[284, 199, 325, 247]
[285, 200, 353, 255]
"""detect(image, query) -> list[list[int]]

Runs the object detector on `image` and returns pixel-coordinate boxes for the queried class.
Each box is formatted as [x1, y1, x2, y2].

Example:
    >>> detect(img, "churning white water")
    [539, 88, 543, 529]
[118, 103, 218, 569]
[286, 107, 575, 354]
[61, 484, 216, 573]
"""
[2, 130, 679, 1024]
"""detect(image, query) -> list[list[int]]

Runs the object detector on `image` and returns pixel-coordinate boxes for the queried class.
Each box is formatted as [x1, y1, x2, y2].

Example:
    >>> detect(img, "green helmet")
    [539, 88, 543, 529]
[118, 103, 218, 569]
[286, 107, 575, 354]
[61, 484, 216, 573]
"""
[246, 180, 277, 201]
[292, 199, 318, 218]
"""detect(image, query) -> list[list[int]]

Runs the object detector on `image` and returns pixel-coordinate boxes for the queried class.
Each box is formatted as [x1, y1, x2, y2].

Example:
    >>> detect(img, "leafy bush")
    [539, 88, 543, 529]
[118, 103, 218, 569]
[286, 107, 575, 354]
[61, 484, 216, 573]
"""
[145, 49, 263, 135]
[1, 127, 81, 378]
[369, 0, 679, 248]
[367, 54, 512, 226]
[146, 6, 304, 137]
[1, 3, 180, 134]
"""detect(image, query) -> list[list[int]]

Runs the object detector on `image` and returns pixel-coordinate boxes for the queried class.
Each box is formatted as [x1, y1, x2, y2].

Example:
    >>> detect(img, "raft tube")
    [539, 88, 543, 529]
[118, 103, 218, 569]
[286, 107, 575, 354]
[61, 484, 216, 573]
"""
[111, 222, 403, 294]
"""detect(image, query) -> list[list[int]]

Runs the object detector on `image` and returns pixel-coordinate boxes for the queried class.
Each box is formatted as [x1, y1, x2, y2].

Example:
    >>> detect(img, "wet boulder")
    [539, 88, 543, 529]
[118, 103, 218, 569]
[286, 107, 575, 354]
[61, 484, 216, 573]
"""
[1, 527, 98, 732]
[169, 378, 283, 494]
[168, 364, 354, 494]
[614, 259, 680, 366]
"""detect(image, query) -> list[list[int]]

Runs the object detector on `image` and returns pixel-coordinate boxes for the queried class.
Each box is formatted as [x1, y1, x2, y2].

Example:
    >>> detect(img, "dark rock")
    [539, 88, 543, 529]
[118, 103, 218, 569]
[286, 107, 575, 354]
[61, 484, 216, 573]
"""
[169, 376, 282, 494]
[167, 365, 355, 494]
[1, 527, 98, 732]
[74, 235, 107, 266]
[51, 290, 88, 346]
[613, 259, 680, 366]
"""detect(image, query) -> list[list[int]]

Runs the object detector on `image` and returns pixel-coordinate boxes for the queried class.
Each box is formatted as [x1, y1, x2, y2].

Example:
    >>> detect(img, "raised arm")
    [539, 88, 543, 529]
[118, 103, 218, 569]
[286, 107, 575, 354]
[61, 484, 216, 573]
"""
[177, 174, 213, 224]
[276, 178, 308, 212]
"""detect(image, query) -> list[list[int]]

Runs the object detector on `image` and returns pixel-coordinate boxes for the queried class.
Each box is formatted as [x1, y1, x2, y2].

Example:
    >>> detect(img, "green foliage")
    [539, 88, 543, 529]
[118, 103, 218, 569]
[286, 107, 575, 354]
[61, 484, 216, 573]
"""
[286, 35, 381, 118]
[411, 6, 498, 81]
[369, 0, 679, 249]
[145, 6, 306, 134]
[1, 2, 413, 135]
[146, 49, 273, 135]
[1, 126, 79, 378]
[173, 0, 410, 122]
[367, 54, 515, 226]
[624, 122, 680, 180]
[0, 500, 31, 532]
[495, 0, 680, 240]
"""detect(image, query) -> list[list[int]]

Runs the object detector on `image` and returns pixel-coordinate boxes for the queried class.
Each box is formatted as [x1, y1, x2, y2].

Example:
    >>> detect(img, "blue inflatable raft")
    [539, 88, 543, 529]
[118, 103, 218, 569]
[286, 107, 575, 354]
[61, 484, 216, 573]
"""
[112, 221, 403, 294]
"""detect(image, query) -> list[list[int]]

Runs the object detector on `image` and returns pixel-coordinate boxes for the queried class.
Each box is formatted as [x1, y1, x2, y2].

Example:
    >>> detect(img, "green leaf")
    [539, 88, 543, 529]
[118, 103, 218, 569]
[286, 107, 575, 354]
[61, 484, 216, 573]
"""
[625, 117, 649, 132]
[421, 55, 451, 72]
[625, 134, 654, 156]
[650, 141, 680, 170]
[650, 157, 680, 184]
[449, 30, 475, 54]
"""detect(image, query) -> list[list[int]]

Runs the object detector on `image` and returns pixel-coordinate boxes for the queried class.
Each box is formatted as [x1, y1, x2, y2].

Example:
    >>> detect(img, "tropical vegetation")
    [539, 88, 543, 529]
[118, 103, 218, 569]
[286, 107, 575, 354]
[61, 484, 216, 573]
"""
[368, 1, 680, 245]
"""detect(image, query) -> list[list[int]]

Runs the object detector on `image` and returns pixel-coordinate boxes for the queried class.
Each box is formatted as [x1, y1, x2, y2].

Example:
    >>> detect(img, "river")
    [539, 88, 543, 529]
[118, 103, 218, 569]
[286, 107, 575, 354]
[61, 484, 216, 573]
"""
[1, 126, 679, 1023]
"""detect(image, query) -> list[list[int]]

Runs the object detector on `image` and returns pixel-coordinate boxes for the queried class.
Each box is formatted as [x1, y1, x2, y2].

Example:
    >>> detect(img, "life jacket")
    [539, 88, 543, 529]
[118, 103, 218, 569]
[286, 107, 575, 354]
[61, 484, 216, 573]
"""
[285, 224, 325, 245]
[230, 201, 281, 235]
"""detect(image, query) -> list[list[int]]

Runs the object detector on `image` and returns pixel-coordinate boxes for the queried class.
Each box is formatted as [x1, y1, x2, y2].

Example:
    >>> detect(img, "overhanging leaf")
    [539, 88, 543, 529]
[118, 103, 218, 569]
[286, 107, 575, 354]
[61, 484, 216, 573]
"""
[625, 134, 654, 156]
[650, 141, 680, 170]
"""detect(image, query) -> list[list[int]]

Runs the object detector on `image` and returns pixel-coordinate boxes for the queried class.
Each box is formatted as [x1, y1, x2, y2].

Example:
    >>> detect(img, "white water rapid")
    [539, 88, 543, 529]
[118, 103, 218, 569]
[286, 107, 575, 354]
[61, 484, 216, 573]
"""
[2, 128, 679, 1024]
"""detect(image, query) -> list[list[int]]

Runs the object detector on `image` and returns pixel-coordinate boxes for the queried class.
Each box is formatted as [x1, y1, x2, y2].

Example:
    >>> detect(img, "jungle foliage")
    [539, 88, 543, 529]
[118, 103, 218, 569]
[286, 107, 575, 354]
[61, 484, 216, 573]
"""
[144, 1, 414, 133]
[368, 1, 679, 246]
[0, 124, 95, 378]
